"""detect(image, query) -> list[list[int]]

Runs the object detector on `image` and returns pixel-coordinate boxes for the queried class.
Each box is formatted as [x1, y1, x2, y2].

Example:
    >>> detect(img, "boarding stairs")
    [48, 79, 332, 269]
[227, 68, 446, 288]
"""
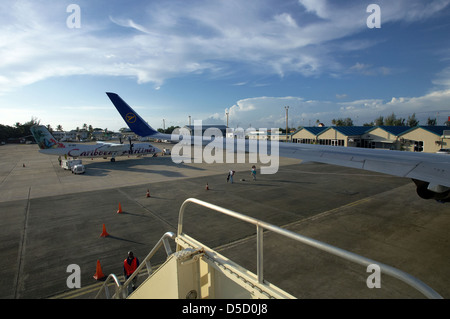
[95, 198, 442, 299]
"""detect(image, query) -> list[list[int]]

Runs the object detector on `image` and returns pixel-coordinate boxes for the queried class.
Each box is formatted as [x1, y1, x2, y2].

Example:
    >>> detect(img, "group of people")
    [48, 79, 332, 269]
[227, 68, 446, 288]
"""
[227, 165, 257, 183]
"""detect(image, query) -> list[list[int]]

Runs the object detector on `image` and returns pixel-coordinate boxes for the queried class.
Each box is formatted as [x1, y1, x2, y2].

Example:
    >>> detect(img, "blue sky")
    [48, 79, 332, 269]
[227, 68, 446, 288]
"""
[1, 0, 450, 132]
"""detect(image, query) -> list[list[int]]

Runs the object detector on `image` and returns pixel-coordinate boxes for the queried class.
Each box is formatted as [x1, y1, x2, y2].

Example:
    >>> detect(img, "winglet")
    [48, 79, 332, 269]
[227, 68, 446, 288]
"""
[106, 92, 159, 137]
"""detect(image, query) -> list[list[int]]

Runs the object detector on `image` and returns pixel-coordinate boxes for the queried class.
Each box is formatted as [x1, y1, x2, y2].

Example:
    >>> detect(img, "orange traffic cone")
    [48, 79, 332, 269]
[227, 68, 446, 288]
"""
[100, 224, 109, 237]
[205, 182, 209, 190]
[146, 189, 150, 198]
[93, 260, 105, 280]
[117, 203, 123, 214]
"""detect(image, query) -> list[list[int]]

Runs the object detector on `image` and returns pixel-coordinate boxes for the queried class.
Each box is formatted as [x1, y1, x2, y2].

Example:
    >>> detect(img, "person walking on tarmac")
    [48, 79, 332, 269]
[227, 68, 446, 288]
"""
[228, 170, 235, 184]
[123, 251, 140, 294]
[251, 165, 257, 181]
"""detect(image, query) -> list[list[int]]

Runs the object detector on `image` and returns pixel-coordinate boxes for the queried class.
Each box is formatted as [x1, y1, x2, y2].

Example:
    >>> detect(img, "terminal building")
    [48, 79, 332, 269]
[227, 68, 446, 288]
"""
[291, 126, 450, 153]
[176, 124, 228, 136]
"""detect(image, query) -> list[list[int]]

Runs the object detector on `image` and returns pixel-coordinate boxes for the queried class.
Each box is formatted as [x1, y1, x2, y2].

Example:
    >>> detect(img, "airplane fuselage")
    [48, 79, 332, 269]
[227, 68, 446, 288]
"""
[39, 142, 159, 159]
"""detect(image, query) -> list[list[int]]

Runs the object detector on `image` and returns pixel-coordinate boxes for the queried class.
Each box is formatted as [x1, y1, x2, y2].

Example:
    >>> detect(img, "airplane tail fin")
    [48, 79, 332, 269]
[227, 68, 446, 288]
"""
[106, 92, 159, 137]
[30, 125, 65, 149]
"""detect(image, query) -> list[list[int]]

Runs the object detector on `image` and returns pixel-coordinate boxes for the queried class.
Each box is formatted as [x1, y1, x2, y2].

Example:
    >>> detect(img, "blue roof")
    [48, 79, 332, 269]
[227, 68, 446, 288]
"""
[332, 126, 372, 136]
[301, 127, 329, 135]
[376, 126, 411, 136]
[417, 125, 449, 136]
[296, 125, 449, 137]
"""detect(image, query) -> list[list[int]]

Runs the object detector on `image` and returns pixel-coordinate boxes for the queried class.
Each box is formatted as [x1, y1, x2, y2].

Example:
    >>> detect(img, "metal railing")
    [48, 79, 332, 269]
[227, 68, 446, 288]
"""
[177, 198, 442, 299]
[95, 231, 176, 299]
[94, 273, 125, 299]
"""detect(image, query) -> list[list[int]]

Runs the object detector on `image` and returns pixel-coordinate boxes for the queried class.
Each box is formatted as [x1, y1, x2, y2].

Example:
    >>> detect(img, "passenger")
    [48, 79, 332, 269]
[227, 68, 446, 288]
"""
[229, 170, 235, 184]
[251, 165, 256, 181]
[123, 251, 140, 294]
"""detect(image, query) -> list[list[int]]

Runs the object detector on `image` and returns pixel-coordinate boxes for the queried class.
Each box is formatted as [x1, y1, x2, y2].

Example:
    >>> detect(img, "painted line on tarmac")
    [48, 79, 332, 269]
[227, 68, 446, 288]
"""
[213, 196, 373, 253]
[48, 185, 405, 299]
[48, 268, 153, 299]
[116, 188, 177, 230]
[13, 187, 31, 299]
[282, 197, 371, 228]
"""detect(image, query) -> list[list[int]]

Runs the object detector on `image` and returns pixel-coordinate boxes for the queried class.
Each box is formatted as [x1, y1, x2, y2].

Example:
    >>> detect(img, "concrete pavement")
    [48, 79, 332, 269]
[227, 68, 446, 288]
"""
[1, 143, 449, 299]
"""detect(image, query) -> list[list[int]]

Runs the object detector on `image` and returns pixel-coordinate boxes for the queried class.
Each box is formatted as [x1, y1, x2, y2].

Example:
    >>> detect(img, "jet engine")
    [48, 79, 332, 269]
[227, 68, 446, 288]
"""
[413, 179, 450, 203]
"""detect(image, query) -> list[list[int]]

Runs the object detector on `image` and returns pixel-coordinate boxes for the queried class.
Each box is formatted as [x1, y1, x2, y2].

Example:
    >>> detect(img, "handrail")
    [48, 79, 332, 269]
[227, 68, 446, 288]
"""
[95, 231, 176, 299]
[122, 231, 176, 296]
[94, 274, 124, 299]
[178, 198, 442, 299]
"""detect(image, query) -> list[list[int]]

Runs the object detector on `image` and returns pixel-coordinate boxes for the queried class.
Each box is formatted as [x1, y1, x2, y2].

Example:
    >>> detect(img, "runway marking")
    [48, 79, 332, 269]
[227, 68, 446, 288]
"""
[214, 197, 373, 253]
[215, 184, 413, 256]
[117, 189, 176, 230]
[13, 187, 31, 299]
[48, 267, 153, 299]
[49, 282, 105, 299]
[282, 166, 398, 178]
[0, 161, 19, 187]
[282, 197, 371, 229]
[48, 185, 407, 299]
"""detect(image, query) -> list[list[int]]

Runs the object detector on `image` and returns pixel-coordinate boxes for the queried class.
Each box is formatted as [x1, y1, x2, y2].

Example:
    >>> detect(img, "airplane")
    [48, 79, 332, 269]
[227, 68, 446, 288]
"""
[106, 92, 450, 202]
[30, 125, 161, 162]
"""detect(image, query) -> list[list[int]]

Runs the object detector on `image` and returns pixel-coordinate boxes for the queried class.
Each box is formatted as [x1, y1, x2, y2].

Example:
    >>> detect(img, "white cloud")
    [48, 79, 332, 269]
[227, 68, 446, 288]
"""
[1, 0, 447, 94]
[214, 89, 450, 128]
[298, 0, 330, 19]
[109, 16, 151, 34]
[1, 0, 450, 134]
[433, 66, 450, 88]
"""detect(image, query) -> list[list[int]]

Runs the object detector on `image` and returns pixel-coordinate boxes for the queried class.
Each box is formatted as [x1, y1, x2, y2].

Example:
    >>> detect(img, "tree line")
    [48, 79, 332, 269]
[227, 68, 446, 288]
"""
[277, 112, 449, 133]
[0, 117, 114, 142]
[331, 112, 449, 127]
[0, 118, 41, 142]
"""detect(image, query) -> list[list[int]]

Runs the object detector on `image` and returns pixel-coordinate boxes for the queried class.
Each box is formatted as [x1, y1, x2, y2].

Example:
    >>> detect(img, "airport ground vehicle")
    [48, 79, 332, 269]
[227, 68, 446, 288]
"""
[61, 159, 82, 170]
[71, 164, 86, 174]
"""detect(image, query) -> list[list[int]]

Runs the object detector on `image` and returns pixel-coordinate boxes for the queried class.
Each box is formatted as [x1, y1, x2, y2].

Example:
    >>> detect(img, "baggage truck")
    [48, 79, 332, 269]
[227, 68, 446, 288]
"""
[61, 159, 82, 170]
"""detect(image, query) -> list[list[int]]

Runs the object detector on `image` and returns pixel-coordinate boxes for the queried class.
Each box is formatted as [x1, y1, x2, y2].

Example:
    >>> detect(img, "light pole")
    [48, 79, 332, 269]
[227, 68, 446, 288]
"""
[285, 106, 289, 142]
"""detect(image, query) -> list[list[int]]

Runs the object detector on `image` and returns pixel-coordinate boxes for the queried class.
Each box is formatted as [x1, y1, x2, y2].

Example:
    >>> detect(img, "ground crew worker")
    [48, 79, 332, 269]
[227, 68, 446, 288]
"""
[123, 251, 139, 294]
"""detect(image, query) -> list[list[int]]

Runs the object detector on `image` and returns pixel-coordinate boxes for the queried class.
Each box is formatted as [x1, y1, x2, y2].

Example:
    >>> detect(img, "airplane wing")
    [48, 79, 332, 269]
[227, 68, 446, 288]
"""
[278, 142, 449, 184]
[107, 92, 450, 202]
[278, 142, 450, 201]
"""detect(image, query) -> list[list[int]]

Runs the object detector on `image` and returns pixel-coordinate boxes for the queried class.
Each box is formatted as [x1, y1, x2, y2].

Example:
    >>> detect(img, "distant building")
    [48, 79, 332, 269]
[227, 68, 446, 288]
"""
[291, 125, 450, 153]
[52, 131, 65, 140]
[399, 126, 450, 153]
[362, 126, 411, 150]
[172, 124, 227, 137]
[180, 124, 228, 136]
[318, 126, 370, 147]
[292, 127, 328, 144]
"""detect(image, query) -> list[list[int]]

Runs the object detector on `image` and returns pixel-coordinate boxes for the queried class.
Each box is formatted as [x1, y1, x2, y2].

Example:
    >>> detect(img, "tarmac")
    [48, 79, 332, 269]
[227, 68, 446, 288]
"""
[1, 143, 450, 299]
